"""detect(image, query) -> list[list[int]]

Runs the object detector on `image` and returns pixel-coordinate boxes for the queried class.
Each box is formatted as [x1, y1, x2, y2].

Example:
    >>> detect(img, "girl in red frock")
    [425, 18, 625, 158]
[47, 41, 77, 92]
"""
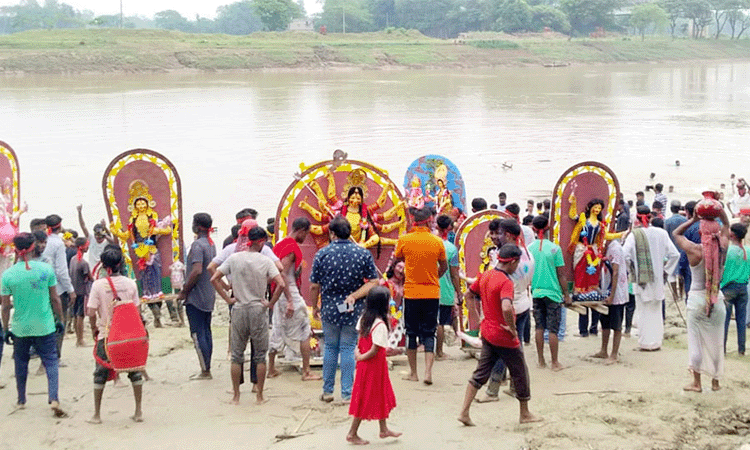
[347, 286, 401, 445]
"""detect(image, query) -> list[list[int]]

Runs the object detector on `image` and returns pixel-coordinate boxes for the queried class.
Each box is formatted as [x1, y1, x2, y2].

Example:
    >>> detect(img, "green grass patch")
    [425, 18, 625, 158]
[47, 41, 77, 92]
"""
[467, 40, 520, 49]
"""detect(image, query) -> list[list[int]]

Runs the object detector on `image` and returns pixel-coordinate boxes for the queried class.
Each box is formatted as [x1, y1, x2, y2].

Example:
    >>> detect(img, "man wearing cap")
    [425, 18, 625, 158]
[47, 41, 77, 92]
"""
[41, 214, 75, 364]
[394, 206, 447, 385]
[623, 205, 680, 351]
[76, 204, 115, 269]
[212, 225, 287, 405]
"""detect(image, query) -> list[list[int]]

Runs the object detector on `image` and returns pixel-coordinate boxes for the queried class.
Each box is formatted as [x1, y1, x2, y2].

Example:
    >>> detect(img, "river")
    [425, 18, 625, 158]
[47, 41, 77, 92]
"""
[1, 62, 748, 236]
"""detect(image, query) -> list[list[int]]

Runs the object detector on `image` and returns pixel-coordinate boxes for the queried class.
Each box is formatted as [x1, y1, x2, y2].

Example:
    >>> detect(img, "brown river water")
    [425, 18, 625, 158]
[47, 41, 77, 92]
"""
[1, 62, 748, 236]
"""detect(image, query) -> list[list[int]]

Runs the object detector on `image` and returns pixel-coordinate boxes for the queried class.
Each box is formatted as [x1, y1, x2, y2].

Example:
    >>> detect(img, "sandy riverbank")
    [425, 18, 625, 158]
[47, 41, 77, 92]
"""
[2, 290, 750, 450]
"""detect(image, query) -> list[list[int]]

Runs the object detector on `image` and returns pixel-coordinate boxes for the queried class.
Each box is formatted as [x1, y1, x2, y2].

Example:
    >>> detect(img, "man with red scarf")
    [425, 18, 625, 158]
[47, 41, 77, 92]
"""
[267, 217, 321, 381]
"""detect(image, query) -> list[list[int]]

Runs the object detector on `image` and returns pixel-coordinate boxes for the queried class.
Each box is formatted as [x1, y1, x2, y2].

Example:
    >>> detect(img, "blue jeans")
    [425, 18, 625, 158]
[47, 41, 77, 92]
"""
[487, 310, 529, 396]
[723, 282, 748, 354]
[13, 333, 59, 405]
[186, 304, 213, 372]
[321, 320, 357, 399]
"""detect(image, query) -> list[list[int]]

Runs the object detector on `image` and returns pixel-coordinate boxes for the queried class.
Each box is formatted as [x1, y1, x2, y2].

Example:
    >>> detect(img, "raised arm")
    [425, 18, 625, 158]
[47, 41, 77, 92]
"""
[672, 216, 702, 265]
[77, 204, 90, 240]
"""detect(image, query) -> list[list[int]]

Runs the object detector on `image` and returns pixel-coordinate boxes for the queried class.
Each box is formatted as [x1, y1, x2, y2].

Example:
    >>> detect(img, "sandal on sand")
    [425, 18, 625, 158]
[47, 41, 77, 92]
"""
[320, 393, 334, 403]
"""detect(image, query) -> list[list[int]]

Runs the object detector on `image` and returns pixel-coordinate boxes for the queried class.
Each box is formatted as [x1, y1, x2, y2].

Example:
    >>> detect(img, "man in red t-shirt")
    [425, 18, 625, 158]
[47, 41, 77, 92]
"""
[457, 244, 541, 426]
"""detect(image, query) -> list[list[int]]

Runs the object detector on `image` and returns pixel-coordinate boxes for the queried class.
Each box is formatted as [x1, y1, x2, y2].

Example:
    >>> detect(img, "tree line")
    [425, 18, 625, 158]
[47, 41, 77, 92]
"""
[1, 0, 749, 39]
[0, 0, 304, 34]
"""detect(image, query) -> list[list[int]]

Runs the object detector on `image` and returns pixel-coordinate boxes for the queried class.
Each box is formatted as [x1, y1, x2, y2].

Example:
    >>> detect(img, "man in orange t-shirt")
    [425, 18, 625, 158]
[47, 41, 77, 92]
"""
[394, 207, 447, 385]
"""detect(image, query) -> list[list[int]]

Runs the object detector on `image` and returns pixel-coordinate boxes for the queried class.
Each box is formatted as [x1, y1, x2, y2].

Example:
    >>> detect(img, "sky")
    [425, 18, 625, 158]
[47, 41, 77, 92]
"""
[0, 0, 322, 19]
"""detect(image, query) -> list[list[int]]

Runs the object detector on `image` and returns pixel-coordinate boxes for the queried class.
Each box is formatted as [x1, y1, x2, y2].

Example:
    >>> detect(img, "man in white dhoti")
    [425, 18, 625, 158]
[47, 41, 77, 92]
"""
[672, 202, 729, 392]
[623, 205, 680, 351]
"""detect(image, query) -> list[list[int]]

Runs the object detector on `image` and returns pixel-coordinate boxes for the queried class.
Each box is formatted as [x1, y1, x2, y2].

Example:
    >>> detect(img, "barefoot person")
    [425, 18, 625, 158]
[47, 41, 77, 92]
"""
[41, 214, 75, 365]
[68, 237, 92, 347]
[1, 233, 66, 417]
[458, 244, 540, 426]
[267, 217, 321, 381]
[721, 223, 750, 355]
[346, 286, 401, 445]
[475, 219, 534, 401]
[592, 238, 628, 364]
[393, 207, 447, 385]
[529, 215, 571, 371]
[673, 201, 729, 392]
[211, 225, 287, 405]
[177, 213, 217, 380]
[435, 214, 462, 360]
[309, 216, 378, 403]
[86, 247, 145, 423]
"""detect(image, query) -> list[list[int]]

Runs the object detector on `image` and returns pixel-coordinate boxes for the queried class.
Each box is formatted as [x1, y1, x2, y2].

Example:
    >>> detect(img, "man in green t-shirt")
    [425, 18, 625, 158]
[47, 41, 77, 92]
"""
[721, 223, 750, 355]
[1, 233, 65, 416]
[529, 216, 572, 372]
[436, 215, 462, 359]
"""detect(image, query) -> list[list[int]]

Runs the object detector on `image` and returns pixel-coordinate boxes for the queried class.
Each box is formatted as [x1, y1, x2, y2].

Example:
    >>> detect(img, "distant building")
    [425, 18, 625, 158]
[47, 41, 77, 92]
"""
[289, 18, 313, 32]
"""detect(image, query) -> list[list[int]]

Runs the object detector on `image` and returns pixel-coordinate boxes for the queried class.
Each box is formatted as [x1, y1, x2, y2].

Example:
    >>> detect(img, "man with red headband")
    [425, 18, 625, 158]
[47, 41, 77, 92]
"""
[177, 213, 217, 380]
[458, 244, 541, 426]
[475, 218, 534, 402]
[529, 215, 571, 371]
[68, 237, 92, 347]
[394, 206, 447, 385]
[623, 205, 680, 351]
[1, 233, 66, 417]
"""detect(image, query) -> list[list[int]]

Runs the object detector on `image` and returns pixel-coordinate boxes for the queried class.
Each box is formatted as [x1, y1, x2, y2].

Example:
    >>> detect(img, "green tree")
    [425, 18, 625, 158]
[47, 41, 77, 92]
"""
[493, 0, 532, 32]
[251, 0, 302, 31]
[395, 0, 455, 37]
[658, 0, 682, 37]
[154, 9, 193, 31]
[215, 1, 263, 34]
[629, 2, 668, 39]
[681, 0, 711, 37]
[319, 0, 373, 32]
[368, 0, 395, 28]
[726, 0, 750, 37]
[560, 0, 623, 35]
[530, 4, 571, 32]
[720, 0, 749, 37]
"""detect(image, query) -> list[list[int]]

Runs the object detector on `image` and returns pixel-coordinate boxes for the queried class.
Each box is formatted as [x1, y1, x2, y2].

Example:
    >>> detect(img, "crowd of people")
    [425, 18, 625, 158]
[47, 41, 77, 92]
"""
[1, 174, 750, 445]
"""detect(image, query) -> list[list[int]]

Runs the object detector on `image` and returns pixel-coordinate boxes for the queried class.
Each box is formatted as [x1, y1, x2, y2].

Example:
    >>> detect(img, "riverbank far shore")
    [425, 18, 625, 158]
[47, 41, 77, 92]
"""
[1, 28, 750, 74]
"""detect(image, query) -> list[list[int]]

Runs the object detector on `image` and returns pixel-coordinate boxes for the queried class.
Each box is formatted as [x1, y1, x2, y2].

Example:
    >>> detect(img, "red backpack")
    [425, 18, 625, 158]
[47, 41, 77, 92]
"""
[94, 277, 149, 373]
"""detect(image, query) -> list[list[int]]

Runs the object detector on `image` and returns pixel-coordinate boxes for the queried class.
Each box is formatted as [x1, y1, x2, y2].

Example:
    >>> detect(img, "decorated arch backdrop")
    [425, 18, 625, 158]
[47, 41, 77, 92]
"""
[403, 154, 467, 214]
[0, 140, 21, 226]
[276, 158, 407, 303]
[102, 149, 184, 283]
[550, 161, 620, 283]
[454, 209, 513, 331]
